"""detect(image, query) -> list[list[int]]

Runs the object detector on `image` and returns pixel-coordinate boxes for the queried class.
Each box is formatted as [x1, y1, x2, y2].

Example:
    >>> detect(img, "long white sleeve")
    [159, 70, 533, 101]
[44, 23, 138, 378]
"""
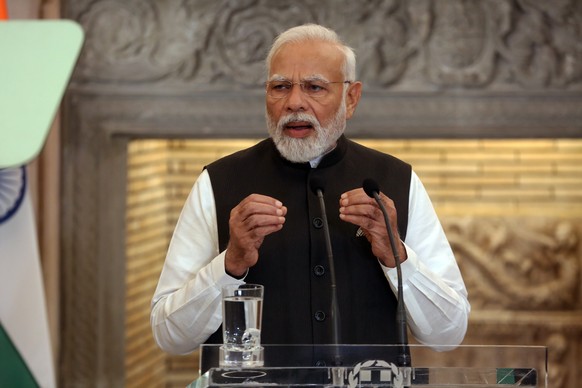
[382, 171, 470, 349]
[150, 170, 243, 355]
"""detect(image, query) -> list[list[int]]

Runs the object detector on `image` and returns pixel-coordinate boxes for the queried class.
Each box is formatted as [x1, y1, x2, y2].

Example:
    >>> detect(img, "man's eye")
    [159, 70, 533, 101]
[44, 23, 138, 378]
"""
[305, 82, 325, 92]
[272, 82, 291, 90]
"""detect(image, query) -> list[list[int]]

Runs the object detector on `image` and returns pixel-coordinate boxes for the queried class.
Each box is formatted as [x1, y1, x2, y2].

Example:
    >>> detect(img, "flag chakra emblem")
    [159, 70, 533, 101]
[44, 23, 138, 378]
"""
[348, 360, 406, 388]
[0, 167, 26, 224]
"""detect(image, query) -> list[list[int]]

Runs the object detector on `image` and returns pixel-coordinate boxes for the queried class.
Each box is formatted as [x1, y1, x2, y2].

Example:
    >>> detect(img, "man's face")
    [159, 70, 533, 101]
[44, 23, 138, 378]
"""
[266, 40, 361, 163]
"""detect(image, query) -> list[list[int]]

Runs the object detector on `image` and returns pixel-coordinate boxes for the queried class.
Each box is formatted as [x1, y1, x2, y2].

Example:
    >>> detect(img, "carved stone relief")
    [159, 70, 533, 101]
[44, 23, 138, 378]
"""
[445, 217, 581, 310]
[445, 217, 582, 388]
[67, 0, 582, 91]
[63, 0, 582, 138]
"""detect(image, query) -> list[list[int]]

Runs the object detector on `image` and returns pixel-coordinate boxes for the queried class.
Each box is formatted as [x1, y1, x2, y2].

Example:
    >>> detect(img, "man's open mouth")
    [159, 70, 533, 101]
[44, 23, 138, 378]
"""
[285, 121, 314, 131]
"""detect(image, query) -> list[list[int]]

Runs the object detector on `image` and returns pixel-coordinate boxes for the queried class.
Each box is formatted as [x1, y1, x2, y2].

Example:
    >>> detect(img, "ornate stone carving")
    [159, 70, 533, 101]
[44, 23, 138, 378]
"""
[424, 1, 504, 88]
[547, 332, 568, 388]
[500, 0, 582, 89]
[75, 0, 212, 82]
[445, 217, 581, 310]
[69, 0, 582, 91]
[205, 0, 320, 85]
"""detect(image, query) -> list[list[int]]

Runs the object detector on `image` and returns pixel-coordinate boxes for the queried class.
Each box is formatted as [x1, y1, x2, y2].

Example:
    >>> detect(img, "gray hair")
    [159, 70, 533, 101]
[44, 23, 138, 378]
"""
[266, 24, 356, 81]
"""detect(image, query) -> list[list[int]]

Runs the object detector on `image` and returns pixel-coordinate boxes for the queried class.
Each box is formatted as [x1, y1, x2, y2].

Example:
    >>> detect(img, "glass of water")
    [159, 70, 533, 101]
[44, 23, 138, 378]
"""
[219, 283, 264, 367]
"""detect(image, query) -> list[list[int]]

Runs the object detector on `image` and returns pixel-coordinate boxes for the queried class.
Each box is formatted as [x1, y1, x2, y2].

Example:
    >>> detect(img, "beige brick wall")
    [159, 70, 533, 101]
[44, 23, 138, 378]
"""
[125, 141, 170, 388]
[158, 138, 582, 218]
[125, 138, 582, 387]
[359, 139, 582, 218]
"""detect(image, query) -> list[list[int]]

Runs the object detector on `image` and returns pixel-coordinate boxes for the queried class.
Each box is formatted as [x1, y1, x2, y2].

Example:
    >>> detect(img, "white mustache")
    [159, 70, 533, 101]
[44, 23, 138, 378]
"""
[278, 113, 320, 129]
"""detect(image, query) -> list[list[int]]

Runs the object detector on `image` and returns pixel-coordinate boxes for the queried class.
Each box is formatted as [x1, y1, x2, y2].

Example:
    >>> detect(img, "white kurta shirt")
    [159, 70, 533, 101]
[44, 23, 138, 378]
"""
[151, 169, 470, 355]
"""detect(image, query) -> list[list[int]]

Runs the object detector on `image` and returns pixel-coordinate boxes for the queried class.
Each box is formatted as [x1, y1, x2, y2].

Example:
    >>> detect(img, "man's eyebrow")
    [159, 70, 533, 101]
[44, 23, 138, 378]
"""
[267, 74, 330, 82]
[302, 74, 330, 82]
[268, 74, 288, 82]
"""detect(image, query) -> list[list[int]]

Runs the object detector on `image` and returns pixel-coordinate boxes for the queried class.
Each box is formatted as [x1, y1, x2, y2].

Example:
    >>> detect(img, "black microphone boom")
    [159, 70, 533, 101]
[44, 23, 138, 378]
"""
[362, 178, 411, 368]
[309, 177, 341, 366]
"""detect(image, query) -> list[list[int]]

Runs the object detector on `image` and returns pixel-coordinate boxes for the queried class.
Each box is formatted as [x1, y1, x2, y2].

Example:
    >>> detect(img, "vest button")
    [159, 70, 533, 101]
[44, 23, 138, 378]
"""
[313, 265, 325, 276]
[314, 311, 326, 322]
[312, 217, 324, 229]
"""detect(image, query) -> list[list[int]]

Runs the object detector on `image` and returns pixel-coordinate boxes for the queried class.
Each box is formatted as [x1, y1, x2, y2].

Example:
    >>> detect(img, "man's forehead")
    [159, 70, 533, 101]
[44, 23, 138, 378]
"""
[268, 41, 344, 79]
[273, 40, 342, 59]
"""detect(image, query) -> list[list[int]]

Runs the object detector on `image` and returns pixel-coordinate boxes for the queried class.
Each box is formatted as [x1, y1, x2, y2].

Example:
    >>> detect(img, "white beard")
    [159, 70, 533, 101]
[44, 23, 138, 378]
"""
[266, 102, 347, 163]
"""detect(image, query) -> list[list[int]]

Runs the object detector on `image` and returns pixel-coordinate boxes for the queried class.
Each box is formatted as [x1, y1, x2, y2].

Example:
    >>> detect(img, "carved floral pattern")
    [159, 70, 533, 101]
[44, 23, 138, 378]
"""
[76, 0, 213, 82]
[424, 1, 505, 87]
[70, 0, 582, 90]
[351, 0, 431, 87]
[500, 0, 582, 88]
[445, 218, 580, 310]
[204, 0, 321, 85]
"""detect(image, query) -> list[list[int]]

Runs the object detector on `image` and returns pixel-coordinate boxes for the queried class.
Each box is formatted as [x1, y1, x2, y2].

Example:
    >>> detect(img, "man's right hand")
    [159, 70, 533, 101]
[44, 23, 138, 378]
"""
[224, 194, 287, 277]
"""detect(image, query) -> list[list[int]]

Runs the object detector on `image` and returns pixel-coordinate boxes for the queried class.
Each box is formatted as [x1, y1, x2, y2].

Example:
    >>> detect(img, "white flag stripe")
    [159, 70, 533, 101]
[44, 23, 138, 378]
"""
[0, 185, 56, 388]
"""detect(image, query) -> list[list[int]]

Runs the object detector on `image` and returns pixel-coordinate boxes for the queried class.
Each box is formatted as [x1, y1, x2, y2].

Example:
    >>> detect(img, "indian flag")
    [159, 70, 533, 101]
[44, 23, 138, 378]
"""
[0, 2, 84, 384]
[0, 1, 56, 385]
[0, 167, 56, 387]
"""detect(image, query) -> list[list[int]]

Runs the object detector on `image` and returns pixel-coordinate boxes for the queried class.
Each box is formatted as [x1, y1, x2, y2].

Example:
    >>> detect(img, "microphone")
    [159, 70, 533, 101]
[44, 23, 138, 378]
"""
[309, 177, 342, 367]
[362, 178, 411, 368]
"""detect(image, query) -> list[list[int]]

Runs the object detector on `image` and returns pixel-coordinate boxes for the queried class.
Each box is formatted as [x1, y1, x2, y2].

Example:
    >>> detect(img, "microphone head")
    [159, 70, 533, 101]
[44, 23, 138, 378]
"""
[310, 177, 325, 195]
[363, 178, 380, 198]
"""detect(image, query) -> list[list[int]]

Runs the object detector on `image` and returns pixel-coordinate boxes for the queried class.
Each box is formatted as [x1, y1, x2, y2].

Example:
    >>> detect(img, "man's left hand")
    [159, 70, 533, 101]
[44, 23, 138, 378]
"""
[339, 188, 407, 268]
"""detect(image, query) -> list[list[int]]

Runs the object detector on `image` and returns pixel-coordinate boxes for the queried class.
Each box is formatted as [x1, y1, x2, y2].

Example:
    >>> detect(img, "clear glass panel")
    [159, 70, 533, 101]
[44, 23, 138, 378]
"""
[190, 344, 547, 387]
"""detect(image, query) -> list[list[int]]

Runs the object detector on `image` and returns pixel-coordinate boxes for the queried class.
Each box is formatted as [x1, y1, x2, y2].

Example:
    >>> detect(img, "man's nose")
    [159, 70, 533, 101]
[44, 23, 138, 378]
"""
[285, 83, 307, 112]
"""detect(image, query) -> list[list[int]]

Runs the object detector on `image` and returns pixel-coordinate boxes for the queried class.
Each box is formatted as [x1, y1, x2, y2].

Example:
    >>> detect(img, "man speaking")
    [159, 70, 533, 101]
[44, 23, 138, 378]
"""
[151, 24, 470, 356]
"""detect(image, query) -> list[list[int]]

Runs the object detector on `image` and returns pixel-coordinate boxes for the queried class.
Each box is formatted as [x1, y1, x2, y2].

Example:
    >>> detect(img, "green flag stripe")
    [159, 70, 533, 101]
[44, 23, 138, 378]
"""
[0, 322, 38, 388]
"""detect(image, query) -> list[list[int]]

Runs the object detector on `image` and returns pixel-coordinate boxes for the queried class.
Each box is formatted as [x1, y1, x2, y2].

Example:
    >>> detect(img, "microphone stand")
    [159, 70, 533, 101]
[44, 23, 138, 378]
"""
[313, 186, 344, 385]
[371, 190, 412, 369]
[314, 190, 341, 356]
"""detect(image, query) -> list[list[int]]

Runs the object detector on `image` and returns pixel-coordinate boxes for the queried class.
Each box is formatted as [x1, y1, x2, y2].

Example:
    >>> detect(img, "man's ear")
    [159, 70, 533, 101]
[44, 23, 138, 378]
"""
[345, 81, 362, 120]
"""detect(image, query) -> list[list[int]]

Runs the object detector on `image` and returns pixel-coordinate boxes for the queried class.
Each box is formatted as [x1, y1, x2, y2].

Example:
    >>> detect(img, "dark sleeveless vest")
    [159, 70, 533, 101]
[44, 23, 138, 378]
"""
[204, 135, 411, 346]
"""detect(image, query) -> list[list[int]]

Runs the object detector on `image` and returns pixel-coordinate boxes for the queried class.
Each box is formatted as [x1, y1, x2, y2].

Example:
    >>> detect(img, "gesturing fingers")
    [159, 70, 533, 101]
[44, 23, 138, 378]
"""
[338, 188, 404, 267]
[338, 188, 391, 228]
[226, 194, 287, 276]
[231, 194, 287, 236]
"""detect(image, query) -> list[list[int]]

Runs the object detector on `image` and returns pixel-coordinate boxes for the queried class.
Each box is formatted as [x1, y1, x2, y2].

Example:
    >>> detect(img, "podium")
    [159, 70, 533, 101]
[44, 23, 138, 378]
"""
[188, 344, 547, 387]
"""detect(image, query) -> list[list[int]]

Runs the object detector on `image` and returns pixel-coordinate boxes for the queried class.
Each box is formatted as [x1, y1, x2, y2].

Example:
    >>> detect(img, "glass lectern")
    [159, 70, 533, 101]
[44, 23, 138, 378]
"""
[188, 344, 547, 387]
